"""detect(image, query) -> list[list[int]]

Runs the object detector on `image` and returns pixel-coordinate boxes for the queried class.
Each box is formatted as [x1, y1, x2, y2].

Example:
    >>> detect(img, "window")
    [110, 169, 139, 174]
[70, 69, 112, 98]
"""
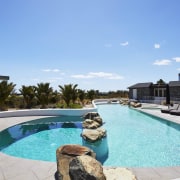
[155, 89, 158, 96]
[154, 88, 166, 97]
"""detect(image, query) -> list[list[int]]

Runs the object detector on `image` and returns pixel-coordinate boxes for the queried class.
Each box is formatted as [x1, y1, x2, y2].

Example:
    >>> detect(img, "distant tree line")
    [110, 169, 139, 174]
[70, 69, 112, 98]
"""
[0, 81, 129, 111]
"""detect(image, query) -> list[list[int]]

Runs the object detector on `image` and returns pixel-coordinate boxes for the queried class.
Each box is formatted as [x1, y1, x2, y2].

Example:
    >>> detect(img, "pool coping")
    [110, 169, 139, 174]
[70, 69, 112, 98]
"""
[0, 106, 180, 179]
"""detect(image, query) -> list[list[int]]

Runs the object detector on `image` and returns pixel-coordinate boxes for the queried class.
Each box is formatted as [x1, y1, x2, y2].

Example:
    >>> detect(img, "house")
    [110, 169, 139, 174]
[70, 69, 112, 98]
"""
[0, 75, 9, 80]
[128, 74, 180, 104]
[169, 81, 180, 102]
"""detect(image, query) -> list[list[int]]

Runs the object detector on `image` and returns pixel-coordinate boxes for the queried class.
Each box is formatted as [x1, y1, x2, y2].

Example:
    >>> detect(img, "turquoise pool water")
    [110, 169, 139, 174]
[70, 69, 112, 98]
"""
[0, 104, 180, 167]
[98, 104, 180, 167]
[1, 125, 82, 161]
[0, 116, 83, 162]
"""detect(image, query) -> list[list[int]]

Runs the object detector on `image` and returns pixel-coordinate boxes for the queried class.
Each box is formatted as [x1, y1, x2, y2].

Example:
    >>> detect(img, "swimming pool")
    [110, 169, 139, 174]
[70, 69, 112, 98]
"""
[98, 104, 180, 167]
[0, 104, 180, 167]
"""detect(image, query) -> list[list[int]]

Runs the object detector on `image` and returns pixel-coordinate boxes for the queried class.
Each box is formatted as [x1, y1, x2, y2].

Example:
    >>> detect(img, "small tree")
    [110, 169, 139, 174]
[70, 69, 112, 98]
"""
[50, 90, 61, 105]
[157, 79, 166, 85]
[86, 89, 96, 101]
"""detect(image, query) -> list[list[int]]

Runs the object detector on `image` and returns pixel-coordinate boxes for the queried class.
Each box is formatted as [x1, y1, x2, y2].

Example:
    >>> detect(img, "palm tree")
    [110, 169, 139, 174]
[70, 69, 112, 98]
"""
[71, 84, 78, 104]
[35, 83, 53, 108]
[59, 84, 78, 107]
[78, 89, 86, 105]
[19, 85, 36, 108]
[0, 81, 16, 111]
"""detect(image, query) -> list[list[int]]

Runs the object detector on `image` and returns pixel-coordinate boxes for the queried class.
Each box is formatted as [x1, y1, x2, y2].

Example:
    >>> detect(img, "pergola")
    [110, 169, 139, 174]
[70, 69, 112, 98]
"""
[0, 75, 9, 80]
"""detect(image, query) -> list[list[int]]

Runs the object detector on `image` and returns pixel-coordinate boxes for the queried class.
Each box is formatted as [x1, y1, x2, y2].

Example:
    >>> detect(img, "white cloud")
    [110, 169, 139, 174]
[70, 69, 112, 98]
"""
[120, 41, 129, 46]
[104, 43, 112, 48]
[154, 43, 160, 49]
[177, 68, 180, 71]
[53, 69, 60, 72]
[153, 59, 171, 66]
[89, 72, 113, 78]
[42, 69, 60, 72]
[172, 57, 180, 62]
[71, 74, 93, 79]
[71, 72, 124, 80]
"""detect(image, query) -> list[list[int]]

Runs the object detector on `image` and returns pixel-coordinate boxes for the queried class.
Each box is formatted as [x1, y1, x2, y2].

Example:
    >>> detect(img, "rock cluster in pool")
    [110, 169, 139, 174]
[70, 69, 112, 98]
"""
[55, 112, 136, 180]
[81, 112, 106, 142]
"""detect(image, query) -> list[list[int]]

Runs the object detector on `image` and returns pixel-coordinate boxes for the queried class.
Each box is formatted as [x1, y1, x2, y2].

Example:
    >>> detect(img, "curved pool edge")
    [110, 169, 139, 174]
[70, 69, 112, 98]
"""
[0, 98, 117, 118]
[0, 107, 97, 118]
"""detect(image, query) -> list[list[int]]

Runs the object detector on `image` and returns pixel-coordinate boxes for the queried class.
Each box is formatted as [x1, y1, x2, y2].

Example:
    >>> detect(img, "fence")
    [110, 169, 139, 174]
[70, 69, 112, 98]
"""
[139, 96, 166, 104]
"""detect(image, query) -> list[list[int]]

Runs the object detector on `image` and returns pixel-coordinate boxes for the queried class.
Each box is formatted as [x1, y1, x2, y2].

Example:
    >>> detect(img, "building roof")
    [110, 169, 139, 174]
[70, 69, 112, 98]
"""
[169, 81, 180, 87]
[0, 75, 9, 80]
[128, 82, 153, 89]
[152, 83, 167, 88]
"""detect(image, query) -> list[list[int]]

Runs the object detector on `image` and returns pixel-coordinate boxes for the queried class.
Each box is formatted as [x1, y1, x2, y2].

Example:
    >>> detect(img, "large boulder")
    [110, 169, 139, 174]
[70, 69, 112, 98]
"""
[56, 144, 96, 180]
[69, 155, 106, 180]
[81, 128, 106, 142]
[82, 119, 102, 129]
[83, 112, 104, 129]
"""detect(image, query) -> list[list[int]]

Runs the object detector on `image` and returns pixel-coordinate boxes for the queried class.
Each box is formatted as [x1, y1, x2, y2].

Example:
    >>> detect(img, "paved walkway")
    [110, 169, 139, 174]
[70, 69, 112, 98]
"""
[137, 104, 180, 125]
[0, 106, 180, 180]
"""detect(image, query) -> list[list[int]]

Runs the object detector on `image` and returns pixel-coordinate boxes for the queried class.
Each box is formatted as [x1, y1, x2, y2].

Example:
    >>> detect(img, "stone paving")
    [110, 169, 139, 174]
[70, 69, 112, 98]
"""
[0, 106, 180, 180]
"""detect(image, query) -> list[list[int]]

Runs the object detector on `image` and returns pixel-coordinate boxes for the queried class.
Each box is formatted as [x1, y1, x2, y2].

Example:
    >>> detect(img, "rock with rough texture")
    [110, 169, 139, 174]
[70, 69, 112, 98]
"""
[83, 112, 100, 120]
[69, 155, 106, 180]
[82, 119, 101, 129]
[93, 116, 103, 125]
[81, 128, 106, 142]
[129, 102, 142, 108]
[103, 167, 136, 180]
[56, 144, 96, 180]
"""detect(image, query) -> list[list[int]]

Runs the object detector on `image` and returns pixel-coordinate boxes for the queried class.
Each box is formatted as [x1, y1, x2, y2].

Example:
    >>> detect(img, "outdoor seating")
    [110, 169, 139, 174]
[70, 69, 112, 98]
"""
[161, 103, 179, 113]
[169, 105, 180, 116]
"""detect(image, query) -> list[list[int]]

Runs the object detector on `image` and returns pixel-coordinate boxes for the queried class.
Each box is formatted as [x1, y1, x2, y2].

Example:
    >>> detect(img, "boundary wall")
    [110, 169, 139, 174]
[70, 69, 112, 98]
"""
[0, 98, 120, 118]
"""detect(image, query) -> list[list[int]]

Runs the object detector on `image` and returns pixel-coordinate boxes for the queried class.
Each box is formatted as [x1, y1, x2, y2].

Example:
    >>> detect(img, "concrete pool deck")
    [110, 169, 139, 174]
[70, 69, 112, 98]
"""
[0, 106, 180, 180]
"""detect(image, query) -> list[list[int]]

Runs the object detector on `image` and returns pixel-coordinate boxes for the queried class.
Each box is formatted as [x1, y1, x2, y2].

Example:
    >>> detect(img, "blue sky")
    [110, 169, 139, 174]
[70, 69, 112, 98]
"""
[1, 0, 180, 92]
